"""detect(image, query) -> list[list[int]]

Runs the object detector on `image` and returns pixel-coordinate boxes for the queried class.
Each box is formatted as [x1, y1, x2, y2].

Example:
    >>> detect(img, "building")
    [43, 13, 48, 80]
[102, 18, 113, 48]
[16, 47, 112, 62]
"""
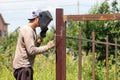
[0, 14, 9, 38]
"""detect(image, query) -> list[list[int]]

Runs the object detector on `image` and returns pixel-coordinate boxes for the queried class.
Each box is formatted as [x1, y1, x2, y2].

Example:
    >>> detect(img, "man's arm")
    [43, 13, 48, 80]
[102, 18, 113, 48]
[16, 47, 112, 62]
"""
[23, 29, 55, 55]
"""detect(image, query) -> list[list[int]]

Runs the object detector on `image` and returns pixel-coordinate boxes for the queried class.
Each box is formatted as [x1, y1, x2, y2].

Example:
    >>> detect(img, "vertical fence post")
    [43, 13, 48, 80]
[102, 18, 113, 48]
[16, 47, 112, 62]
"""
[106, 36, 109, 80]
[56, 8, 66, 80]
[78, 27, 82, 80]
[92, 32, 95, 80]
[115, 38, 118, 80]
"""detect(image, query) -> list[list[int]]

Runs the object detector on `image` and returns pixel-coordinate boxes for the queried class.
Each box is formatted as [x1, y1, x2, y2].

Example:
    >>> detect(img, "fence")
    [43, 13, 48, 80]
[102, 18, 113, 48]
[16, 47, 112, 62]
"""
[56, 8, 120, 80]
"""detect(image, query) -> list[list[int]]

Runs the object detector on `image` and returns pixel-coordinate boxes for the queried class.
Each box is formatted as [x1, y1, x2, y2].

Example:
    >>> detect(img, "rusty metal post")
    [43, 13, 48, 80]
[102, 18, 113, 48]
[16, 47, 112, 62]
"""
[115, 38, 118, 80]
[78, 27, 82, 80]
[56, 8, 66, 80]
[92, 32, 95, 80]
[106, 36, 109, 80]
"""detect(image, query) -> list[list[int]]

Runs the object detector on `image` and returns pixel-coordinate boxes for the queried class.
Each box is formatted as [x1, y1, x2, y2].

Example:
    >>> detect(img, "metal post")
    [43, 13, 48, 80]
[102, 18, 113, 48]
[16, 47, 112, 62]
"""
[56, 8, 66, 80]
[115, 38, 118, 80]
[92, 32, 95, 80]
[106, 36, 109, 80]
[78, 27, 82, 80]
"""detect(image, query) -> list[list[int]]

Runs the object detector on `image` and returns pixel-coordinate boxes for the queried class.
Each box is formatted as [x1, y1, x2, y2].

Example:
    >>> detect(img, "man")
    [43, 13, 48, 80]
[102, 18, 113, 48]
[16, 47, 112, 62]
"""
[13, 9, 55, 80]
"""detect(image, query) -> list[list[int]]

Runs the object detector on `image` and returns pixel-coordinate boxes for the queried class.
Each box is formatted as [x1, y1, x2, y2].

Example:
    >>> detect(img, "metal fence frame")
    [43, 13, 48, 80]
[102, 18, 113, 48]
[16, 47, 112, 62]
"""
[56, 8, 120, 80]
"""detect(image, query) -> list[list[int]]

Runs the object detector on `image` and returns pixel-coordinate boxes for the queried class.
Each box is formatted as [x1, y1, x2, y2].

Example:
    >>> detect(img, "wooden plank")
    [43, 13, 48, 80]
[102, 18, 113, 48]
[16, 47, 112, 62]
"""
[64, 14, 120, 21]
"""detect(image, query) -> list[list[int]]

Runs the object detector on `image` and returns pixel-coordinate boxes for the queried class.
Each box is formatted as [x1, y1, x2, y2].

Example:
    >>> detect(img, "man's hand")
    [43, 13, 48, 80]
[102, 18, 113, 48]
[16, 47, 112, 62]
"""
[36, 37, 43, 46]
[47, 40, 55, 48]
[37, 37, 43, 43]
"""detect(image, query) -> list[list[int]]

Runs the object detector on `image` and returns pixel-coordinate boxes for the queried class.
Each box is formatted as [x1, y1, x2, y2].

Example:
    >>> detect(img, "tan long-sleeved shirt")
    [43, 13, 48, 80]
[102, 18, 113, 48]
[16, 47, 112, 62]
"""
[13, 25, 54, 69]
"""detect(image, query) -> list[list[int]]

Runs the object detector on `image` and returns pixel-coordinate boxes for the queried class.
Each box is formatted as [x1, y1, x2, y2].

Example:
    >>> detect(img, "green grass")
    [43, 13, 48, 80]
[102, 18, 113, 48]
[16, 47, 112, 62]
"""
[0, 52, 119, 80]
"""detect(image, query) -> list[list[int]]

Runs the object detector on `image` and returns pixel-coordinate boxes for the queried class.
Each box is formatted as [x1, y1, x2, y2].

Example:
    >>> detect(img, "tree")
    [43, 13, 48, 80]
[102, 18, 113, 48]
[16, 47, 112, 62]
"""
[66, 0, 120, 60]
[66, 22, 79, 56]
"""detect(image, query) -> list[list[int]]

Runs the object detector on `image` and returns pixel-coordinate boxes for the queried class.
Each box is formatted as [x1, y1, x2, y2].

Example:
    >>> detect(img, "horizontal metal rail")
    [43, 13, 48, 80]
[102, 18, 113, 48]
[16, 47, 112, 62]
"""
[66, 36, 120, 46]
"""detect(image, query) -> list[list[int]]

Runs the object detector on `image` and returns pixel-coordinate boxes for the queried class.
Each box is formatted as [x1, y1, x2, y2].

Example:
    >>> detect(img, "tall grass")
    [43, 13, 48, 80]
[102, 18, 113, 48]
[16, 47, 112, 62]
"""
[0, 52, 119, 80]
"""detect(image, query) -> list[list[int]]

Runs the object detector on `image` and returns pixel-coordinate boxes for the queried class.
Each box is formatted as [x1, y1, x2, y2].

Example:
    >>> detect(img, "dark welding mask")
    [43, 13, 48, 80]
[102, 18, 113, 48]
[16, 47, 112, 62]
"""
[39, 11, 53, 38]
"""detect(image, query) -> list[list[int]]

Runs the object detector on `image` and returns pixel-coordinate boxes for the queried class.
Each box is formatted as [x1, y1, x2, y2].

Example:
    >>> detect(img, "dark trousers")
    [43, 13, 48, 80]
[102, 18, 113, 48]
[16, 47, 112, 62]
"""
[13, 67, 33, 80]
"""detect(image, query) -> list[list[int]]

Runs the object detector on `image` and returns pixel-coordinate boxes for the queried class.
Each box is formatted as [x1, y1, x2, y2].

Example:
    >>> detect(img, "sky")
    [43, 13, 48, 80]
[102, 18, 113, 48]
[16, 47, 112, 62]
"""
[0, 0, 116, 33]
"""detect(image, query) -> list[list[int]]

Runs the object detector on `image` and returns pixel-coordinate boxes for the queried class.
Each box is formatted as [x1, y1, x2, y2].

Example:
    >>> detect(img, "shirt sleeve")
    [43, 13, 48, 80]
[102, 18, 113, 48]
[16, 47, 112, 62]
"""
[22, 28, 50, 55]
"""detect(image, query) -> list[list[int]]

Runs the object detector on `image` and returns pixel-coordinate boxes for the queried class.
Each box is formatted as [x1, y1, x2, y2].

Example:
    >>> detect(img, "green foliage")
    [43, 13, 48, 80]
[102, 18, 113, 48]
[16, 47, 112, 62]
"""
[66, 22, 79, 56]
[0, 32, 18, 72]
[97, 1, 110, 14]
[0, 52, 119, 80]
[33, 54, 56, 80]
[66, 1, 120, 60]
[90, 0, 120, 60]
[0, 32, 18, 55]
